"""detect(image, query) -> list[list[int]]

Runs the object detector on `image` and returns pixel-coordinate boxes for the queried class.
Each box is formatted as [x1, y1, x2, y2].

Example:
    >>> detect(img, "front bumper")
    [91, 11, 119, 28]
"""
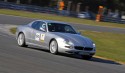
[58, 47, 96, 56]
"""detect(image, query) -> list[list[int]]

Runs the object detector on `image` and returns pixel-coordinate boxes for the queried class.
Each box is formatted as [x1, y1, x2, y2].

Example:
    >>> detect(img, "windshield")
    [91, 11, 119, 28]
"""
[47, 23, 77, 34]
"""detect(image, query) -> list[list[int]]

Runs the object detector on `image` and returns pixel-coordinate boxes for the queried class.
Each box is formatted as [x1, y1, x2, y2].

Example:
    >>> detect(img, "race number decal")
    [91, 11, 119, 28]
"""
[35, 33, 41, 41]
[35, 33, 45, 42]
[40, 34, 45, 41]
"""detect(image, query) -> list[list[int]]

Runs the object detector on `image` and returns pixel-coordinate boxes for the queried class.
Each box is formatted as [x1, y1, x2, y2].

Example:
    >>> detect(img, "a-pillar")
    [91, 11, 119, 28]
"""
[16, 0, 20, 4]
[76, 3, 81, 13]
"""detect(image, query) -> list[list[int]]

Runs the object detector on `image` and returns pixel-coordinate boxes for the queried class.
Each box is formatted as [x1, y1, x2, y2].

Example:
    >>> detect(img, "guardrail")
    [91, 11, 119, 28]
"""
[0, 1, 58, 14]
[0, 1, 125, 24]
[0, 1, 78, 16]
[101, 16, 125, 24]
[0, 1, 77, 16]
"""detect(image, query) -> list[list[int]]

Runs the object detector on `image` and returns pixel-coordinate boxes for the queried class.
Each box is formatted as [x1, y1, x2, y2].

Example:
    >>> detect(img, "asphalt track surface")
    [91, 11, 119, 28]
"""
[0, 14, 125, 73]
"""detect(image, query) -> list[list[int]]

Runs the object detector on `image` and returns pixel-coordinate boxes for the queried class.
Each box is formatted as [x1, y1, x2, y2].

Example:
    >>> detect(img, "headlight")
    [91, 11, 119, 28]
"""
[93, 43, 96, 48]
[63, 39, 69, 44]
[63, 39, 73, 45]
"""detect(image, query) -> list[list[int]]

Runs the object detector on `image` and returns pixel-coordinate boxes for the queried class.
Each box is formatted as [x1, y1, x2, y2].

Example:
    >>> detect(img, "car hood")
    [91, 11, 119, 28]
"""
[51, 32, 93, 47]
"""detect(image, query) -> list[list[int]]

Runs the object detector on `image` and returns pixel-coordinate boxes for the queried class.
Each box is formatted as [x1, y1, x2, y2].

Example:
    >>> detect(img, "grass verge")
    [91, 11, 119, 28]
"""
[10, 27, 16, 34]
[10, 27, 125, 64]
[81, 30, 125, 64]
[0, 9, 125, 28]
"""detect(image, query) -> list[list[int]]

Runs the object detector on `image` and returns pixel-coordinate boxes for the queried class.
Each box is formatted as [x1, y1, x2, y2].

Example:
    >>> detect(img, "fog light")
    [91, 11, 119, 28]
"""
[65, 46, 73, 49]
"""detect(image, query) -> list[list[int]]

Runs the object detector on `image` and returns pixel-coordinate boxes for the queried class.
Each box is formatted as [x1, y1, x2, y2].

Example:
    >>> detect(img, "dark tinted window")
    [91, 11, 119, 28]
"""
[31, 21, 39, 29]
[38, 22, 46, 31]
[31, 21, 46, 32]
[35, 22, 41, 30]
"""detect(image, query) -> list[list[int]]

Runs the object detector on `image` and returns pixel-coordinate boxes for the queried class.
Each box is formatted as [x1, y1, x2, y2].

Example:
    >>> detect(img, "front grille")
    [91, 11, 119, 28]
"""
[84, 47, 93, 51]
[74, 46, 84, 50]
[75, 46, 93, 51]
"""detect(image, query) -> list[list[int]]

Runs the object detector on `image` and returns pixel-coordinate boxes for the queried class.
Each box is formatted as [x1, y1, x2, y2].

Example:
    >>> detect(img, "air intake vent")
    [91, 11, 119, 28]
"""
[74, 46, 83, 50]
[75, 46, 93, 51]
[84, 47, 93, 51]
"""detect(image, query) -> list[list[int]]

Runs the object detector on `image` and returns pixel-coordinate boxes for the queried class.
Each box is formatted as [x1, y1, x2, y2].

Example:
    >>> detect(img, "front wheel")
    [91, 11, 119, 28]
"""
[17, 33, 27, 47]
[49, 40, 58, 54]
[82, 55, 92, 60]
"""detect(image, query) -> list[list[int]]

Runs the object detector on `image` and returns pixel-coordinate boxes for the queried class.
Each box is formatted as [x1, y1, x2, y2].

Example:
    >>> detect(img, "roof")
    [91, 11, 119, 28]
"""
[36, 20, 68, 24]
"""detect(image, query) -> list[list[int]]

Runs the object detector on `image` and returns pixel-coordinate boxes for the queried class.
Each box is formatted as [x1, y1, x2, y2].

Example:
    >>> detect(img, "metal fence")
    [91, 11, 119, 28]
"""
[0, 1, 58, 14]
[101, 16, 125, 24]
[0, 1, 78, 16]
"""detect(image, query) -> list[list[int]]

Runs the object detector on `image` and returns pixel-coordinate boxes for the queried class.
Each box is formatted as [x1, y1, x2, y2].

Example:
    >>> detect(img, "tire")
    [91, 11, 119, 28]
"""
[82, 55, 92, 60]
[49, 40, 58, 54]
[17, 33, 27, 47]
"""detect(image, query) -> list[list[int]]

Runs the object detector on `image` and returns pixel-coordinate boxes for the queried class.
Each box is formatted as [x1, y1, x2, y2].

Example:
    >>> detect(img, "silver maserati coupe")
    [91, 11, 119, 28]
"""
[16, 20, 96, 59]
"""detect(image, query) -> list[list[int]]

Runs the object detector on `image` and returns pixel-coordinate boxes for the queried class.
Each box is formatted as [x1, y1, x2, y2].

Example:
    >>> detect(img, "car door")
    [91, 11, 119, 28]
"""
[31, 21, 47, 48]
[29, 21, 39, 44]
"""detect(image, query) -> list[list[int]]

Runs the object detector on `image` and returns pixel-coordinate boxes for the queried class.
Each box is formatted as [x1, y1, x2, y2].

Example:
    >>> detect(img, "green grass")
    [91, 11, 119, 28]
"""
[1, 9, 125, 28]
[10, 27, 16, 34]
[10, 27, 125, 63]
[81, 30, 125, 63]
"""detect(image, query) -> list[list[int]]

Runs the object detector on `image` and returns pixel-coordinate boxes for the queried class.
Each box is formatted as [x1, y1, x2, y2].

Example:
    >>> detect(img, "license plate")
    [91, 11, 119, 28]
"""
[79, 52, 90, 55]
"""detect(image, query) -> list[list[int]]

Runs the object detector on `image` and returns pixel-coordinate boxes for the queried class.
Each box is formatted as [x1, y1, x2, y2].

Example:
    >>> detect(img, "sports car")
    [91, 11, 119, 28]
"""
[16, 20, 96, 59]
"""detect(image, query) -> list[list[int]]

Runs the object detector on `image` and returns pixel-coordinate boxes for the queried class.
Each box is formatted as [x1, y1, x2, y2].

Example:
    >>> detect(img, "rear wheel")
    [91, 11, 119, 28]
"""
[49, 40, 58, 54]
[17, 33, 27, 47]
[82, 55, 92, 60]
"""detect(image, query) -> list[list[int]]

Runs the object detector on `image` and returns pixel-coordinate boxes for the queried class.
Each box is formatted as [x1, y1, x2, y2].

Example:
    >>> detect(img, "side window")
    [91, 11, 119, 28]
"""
[35, 21, 41, 30]
[39, 22, 46, 32]
[31, 21, 46, 32]
[31, 21, 39, 29]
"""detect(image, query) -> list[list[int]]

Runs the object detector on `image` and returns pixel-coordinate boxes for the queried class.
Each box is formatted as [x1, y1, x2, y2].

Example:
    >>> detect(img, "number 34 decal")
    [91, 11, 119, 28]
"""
[35, 33, 45, 42]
